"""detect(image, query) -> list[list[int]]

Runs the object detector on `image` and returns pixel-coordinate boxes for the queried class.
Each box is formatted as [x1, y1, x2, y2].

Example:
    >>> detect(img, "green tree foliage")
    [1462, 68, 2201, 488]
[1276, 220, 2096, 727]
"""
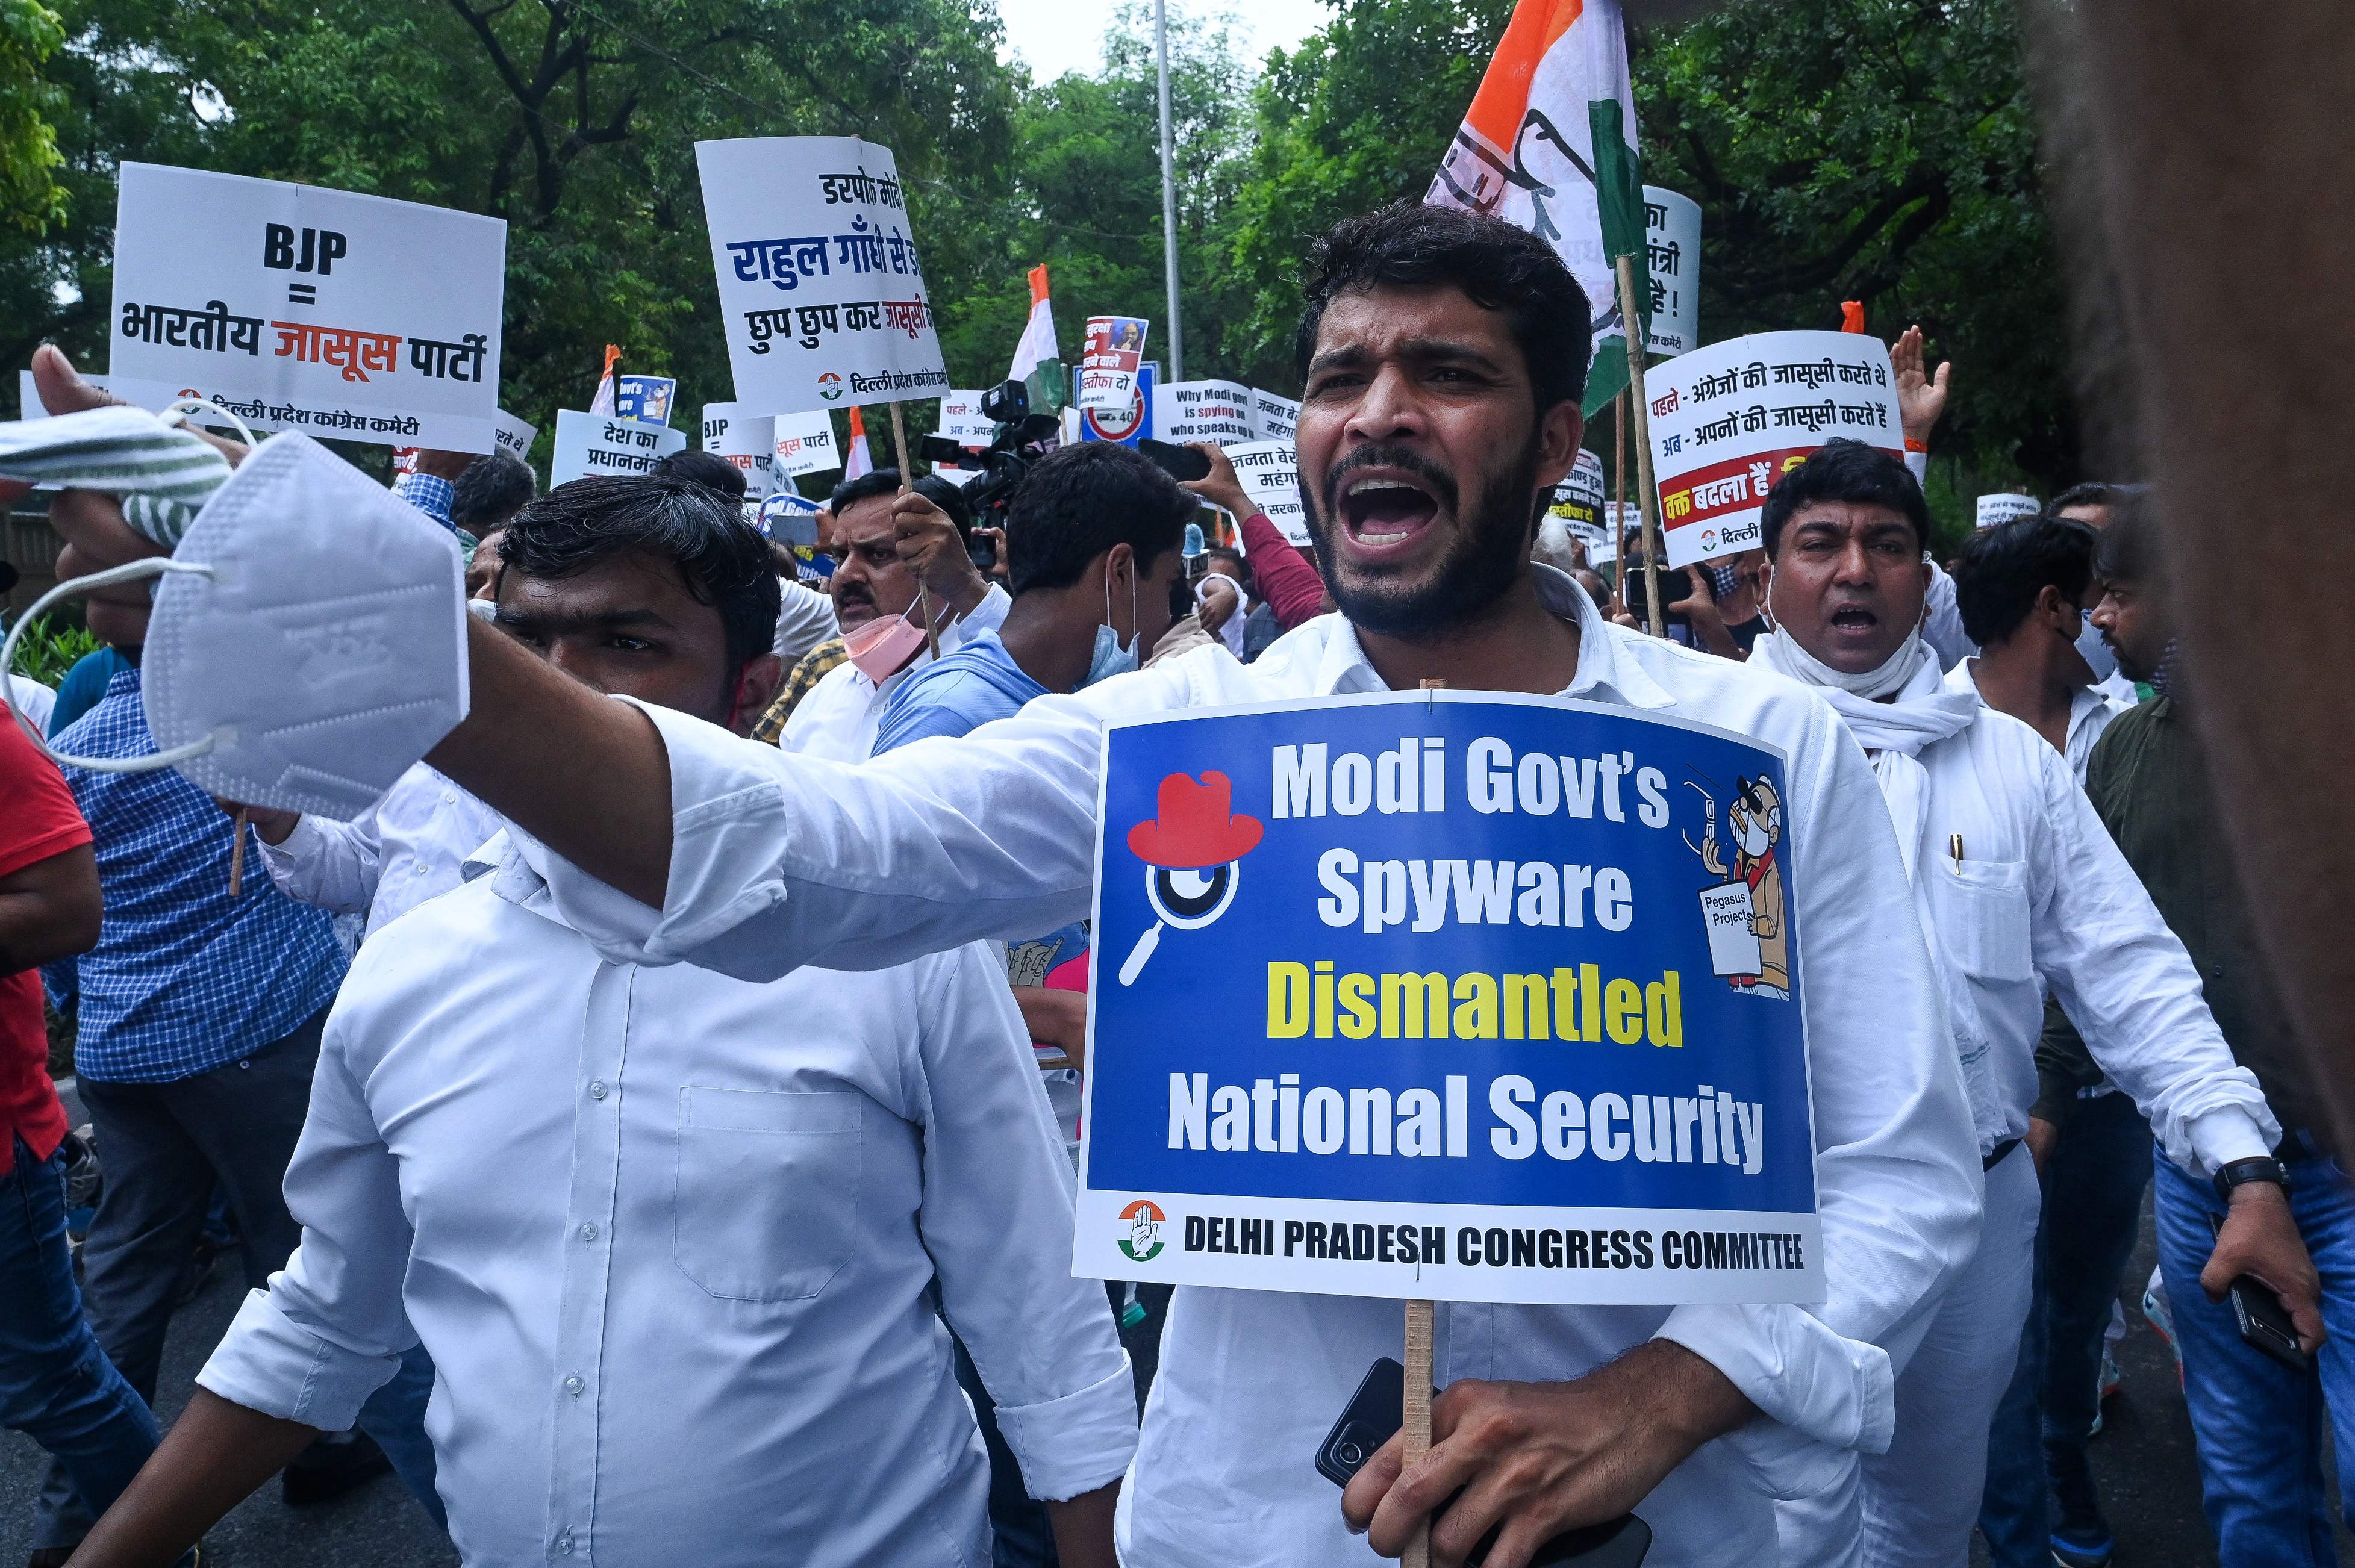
[0, 0, 70, 234]
[2, 0, 2073, 502]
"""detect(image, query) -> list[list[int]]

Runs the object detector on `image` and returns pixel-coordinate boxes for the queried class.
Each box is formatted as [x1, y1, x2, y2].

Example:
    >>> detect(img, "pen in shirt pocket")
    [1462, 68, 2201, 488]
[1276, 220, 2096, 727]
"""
[1949, 833, 1964, 869]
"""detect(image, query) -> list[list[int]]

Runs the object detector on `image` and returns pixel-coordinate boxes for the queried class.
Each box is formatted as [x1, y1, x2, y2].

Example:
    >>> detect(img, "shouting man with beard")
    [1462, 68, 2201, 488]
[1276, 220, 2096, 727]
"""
[38, 204, 1981, 1568]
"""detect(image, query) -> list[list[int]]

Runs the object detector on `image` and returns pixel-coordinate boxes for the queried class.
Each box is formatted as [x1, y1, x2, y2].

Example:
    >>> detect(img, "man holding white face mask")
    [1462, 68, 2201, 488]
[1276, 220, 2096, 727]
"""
[764, 467, 1004, 761]
[1748, 439, 2315, 1568]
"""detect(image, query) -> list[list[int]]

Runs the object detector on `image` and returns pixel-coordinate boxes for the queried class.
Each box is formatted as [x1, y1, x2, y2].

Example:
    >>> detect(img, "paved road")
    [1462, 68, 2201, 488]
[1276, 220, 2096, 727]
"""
[5, 1186, 2336, 1566]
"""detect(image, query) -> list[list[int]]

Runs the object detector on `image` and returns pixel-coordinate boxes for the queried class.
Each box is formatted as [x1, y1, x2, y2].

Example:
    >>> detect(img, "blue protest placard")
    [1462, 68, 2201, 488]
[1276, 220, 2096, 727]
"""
[614, 373, 676, 426]
[1074, 691, 1821, 1306]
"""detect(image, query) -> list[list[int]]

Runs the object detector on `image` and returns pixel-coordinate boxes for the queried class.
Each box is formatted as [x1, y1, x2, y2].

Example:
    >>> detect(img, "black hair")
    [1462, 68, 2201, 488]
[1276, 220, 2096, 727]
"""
[1201, 545, 1253, 594]
[651, 447, 749, 502]
[828, 467, 973, 533]
[498, 476, 781, 677]
[2048, 481, 2124, 517]
[1003, 443, 1195, 597]
[449, 451, 537, 531]
[1951, 515, 2097, 645]
[1294, 201, 1592, 419]
[2092, 497, 2157, 585]
[1759, 439, 1931, 558]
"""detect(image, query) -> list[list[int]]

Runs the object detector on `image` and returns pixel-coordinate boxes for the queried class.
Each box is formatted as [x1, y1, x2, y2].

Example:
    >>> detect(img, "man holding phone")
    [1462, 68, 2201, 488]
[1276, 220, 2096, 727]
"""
[2036, 506, 2345, 1567]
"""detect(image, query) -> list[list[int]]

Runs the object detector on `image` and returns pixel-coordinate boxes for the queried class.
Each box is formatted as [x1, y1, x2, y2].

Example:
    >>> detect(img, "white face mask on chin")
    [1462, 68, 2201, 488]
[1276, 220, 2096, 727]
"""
[6, 432, 471, 821]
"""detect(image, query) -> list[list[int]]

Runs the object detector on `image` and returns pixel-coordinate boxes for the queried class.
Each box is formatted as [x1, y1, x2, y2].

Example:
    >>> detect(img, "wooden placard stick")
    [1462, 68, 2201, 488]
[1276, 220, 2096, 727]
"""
[1403, 675, 1447, 1568]
[228, 806, 249, 897]
[1613, 256, 1667, 639]
[886, 400, 942, 661]
[1612, 391, 1629, 613]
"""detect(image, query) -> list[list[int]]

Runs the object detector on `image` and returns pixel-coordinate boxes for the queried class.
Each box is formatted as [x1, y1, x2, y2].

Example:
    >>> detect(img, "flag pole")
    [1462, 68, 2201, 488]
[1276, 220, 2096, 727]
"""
[886, 401, 941, 660]
[1614, 263, 1665, 638]
[1155, 0, 1185, 382]
[1399, 678, 1449, 1568]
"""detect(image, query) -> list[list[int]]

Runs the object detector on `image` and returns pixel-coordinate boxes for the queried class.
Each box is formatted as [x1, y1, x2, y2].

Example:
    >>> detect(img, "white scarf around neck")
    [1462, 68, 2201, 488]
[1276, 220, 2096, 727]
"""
[1753, 626, 1979, 882]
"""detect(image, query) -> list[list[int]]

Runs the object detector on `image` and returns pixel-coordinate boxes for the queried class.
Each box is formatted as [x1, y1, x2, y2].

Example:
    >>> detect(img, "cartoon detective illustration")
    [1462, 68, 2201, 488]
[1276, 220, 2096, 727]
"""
[1117, 770, 1264, 986]
[1682, 774, 1789, 1000]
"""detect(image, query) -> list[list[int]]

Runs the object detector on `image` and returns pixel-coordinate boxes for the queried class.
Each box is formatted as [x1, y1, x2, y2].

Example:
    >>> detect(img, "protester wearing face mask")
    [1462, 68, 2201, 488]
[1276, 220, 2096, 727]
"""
[755, 468, 998, 760]
[2046, 481, 2142, 708]
[1750, 440, 2313, 1568]
[1942, 513, 2144, 1568]
[64, 474, 1134, 1568]
[1945, 515, 2120, 783]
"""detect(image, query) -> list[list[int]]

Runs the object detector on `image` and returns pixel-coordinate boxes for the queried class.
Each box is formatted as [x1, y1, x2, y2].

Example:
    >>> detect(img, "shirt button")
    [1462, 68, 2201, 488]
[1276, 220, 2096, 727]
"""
[581, 1222, 599, 1243]
[557, 1531, 575, 1555]
[588, 1081, 608, 1100]
[564, 1375, 585, 1397]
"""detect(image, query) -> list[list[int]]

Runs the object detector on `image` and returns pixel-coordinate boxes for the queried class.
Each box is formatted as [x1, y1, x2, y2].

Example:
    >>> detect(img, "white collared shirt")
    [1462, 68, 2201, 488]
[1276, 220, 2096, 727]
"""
[198, 835, 1136, 1567]
[256, 763, 504, 940]
[780, 583, 1009, 761]
[1944, 661, 2124, 787]
[773, 577, 839, 662]
[523, 569, 1983, 1568]
[1876, 680, 2274, 1169]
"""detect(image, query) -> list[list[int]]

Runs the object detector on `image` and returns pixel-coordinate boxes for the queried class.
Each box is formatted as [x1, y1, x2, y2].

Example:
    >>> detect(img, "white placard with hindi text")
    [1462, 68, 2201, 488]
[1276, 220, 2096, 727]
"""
[1976, 493, 2039, 529]
[1226, 440, 1306, 547]
[107, 163, 506, 452]
[771, 408, 841, 478]
[1153, 379, 1255, 445]
[938, 388, 996, 447]
[492, 410, 537, 461]
[551, 410, 685, 486]
[1644, 330, 1902, 568]
[697, 137, 947, 414]
[702, 403, 777, 498]
[1640, 187, 1702, 358]
[1250, 388, 1300, 442]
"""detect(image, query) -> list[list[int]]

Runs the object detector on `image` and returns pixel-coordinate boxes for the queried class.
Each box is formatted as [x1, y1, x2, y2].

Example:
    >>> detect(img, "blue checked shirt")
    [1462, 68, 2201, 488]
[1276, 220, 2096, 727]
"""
[392, 470, 456, 531]
[48, 670, 348, 1083]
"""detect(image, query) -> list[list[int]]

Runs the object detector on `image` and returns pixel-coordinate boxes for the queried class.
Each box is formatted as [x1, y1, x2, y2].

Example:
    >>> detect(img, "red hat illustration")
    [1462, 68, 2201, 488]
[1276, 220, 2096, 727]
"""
[1126, 771, 1264, 870]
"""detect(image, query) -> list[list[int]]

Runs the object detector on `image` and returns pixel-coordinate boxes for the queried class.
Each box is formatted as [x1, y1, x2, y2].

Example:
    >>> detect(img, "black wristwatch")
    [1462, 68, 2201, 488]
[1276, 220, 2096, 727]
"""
[2213, 1156, 2292, 1206]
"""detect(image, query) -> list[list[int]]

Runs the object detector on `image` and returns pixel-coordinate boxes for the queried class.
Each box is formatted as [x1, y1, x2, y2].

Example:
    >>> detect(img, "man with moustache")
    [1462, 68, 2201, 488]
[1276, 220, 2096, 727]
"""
[753, 467, 1001, 759]
[1747, 440, 2314, 1568]
[44, 204, 1982, 1568]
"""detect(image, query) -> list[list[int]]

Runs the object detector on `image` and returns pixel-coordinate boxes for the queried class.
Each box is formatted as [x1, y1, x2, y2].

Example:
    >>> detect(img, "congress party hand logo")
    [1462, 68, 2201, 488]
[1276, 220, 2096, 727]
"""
[1117, 771, 1264, 987]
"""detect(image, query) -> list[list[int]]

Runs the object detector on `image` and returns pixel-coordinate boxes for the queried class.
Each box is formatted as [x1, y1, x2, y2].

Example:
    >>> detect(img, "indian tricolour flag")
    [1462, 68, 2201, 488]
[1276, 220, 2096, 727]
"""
[1007, 264, 1066, 415]
[1426, 0, 1651, 415]
[843, 405, 874, 481]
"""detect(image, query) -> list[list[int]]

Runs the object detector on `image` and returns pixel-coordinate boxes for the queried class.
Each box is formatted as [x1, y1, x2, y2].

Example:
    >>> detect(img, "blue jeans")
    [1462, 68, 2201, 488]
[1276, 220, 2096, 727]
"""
[1978, 1089, 2153, 1564]
[2153, 1140, 2355, 1566]
[0, 1136, 164, 1529]
[362, 1345, 444, 1531]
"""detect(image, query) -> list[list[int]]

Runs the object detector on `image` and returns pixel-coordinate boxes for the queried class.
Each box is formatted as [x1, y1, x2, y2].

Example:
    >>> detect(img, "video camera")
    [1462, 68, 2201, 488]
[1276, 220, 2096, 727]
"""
[919, 378, 1061, 570]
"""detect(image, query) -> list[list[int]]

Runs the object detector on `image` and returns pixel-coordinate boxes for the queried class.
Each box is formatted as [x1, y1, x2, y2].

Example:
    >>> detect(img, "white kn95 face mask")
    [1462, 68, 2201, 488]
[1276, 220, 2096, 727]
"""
[143, 432, 471, 819]
[4, 427, 470, 821]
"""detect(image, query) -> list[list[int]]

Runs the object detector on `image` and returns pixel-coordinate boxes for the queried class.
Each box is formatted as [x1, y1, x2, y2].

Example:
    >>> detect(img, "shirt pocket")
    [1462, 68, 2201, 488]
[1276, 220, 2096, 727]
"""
[1927, 859, 2035, 984]
[673, 1086, 864, 1303]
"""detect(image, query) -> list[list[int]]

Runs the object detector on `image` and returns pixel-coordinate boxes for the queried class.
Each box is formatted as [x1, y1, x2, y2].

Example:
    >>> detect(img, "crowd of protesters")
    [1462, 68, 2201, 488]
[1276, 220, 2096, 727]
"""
[1, 201, 2339, 1568]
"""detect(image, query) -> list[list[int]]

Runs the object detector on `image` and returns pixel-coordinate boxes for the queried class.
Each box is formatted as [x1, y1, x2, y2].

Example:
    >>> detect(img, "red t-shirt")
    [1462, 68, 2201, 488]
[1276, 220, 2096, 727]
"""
[0, 715, 91, 1175]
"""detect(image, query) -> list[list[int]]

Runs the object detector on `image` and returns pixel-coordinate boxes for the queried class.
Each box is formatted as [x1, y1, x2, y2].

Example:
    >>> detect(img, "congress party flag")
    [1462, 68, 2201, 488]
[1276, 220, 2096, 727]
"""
[1426, 0, 1650, 415]
[1009, 263, 1066, 415]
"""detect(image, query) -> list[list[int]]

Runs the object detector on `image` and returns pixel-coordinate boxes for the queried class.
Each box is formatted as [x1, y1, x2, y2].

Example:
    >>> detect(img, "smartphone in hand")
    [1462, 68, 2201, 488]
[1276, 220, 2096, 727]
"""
[2207, 1214, 2310, 1372]
[1138, 438, 1213, 483]
[1316, 1358, 1653, 1567]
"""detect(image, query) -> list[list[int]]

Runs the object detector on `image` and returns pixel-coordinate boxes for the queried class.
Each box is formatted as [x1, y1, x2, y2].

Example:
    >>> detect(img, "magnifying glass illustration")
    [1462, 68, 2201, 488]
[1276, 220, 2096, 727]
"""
[1117, 770, 1264, 987]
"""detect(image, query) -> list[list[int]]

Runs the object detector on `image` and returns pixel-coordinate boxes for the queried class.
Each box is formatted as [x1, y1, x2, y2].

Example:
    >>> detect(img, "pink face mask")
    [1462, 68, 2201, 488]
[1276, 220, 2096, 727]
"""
[843, 608, 929, 685]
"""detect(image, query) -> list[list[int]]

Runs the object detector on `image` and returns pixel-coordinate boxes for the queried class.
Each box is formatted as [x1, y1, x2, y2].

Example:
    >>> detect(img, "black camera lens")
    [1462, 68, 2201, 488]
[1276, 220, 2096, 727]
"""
[1337, 1440, 1364, 1468]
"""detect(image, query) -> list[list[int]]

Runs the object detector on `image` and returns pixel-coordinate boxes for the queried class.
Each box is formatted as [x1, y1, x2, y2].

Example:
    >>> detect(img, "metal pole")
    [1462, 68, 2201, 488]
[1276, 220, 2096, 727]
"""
[1156, 0, 1184, 382]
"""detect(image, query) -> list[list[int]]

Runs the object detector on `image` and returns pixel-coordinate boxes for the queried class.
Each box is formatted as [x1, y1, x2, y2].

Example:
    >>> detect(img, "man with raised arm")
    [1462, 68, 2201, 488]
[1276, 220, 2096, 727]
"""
[29, 205, 1980, 1568]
